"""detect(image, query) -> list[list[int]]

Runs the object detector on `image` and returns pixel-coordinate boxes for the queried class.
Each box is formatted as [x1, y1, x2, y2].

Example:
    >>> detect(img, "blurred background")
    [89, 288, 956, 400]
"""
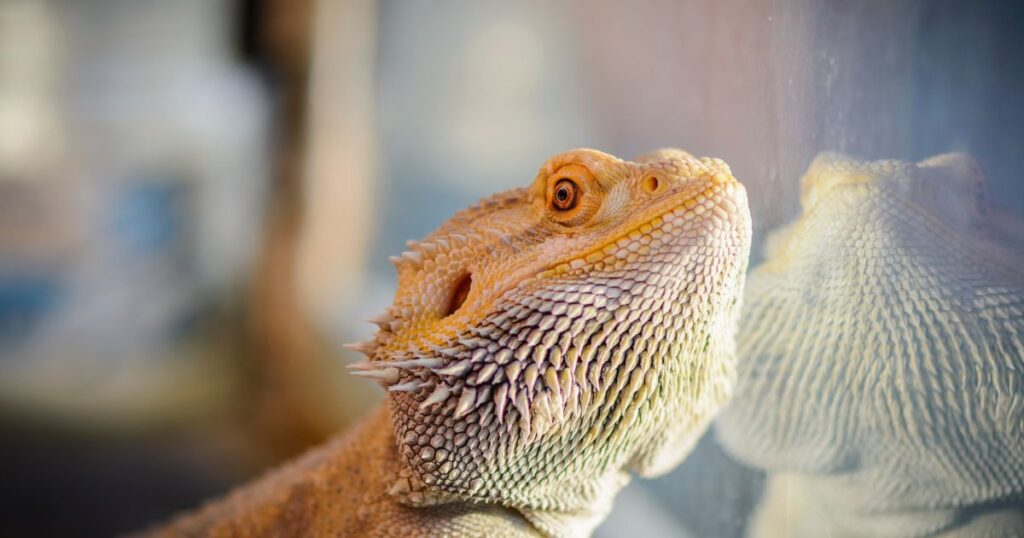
[0, 0, 1022, 536]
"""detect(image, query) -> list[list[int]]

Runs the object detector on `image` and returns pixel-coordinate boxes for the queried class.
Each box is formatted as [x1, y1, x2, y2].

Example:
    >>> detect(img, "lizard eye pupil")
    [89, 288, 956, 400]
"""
[552, 179, 579, 211]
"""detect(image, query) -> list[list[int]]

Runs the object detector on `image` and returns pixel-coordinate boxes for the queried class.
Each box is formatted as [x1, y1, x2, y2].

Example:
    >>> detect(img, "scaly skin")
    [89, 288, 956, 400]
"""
[716, 153, 1024, 537]
[147, 148, 751, 537]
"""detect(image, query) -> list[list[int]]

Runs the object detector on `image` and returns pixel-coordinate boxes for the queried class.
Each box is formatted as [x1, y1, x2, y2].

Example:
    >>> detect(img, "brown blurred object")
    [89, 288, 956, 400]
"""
[242, 0, 379, 461]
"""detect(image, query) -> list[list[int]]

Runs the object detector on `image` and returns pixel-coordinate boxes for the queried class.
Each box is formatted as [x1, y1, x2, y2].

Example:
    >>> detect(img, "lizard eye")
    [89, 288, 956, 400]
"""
[543, 163, 599, 226]
[552, 179, 579, 211]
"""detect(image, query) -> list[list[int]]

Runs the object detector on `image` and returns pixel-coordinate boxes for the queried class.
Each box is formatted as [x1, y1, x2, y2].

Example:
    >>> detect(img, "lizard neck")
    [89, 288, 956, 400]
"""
[150, 406, 542, 537]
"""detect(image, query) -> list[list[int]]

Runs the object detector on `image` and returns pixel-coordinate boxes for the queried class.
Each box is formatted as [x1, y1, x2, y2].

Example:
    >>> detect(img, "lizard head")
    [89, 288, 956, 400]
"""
[800, 152, 989, 230]
[764, 151, 1018, 268]
[349, 148, 751, 534]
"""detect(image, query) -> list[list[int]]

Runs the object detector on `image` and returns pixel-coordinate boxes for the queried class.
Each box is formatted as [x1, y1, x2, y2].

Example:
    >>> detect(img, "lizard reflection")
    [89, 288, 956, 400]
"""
[717, 153, 1024, 537]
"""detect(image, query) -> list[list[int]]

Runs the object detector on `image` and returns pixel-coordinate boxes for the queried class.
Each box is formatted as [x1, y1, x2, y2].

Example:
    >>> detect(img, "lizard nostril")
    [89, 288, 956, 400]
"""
[445, 272, 472, 317]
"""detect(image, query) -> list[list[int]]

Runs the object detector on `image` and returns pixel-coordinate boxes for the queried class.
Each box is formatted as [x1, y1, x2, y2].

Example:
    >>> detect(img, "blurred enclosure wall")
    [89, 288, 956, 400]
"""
[0, 0, 1022, 537]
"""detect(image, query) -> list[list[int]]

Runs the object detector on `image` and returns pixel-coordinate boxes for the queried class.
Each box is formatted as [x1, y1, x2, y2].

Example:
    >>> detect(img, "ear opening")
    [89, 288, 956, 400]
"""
[445, 272, 472, 317]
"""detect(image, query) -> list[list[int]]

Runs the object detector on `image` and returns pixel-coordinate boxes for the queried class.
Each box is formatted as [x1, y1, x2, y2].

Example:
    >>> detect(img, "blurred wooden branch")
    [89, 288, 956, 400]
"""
[245, 0, 379, 460]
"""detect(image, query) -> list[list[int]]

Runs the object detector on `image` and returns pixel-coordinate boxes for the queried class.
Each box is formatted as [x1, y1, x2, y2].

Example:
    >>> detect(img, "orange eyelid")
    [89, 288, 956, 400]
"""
[542, 162, 607, 226]
[547, 164, 593, 204]
[550, 163, 595, 185]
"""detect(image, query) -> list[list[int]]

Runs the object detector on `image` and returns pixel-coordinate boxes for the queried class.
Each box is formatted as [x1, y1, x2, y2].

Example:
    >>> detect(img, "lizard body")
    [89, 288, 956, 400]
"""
[149, 148, 752, 537]
[716, 152, 1024, 537]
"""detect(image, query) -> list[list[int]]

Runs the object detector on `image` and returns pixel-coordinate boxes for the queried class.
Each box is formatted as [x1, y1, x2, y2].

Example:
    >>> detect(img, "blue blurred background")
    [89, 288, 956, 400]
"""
[0, 0, 1021, 536]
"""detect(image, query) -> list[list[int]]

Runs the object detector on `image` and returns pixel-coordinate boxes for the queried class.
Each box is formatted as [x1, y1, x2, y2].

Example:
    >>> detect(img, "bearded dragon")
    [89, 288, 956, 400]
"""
[716, 152, 1024, 537]
[147, 148, 752, 537]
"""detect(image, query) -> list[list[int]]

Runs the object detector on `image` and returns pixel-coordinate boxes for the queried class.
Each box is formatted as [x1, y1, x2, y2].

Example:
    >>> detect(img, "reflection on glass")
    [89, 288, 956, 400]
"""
[717, 153, 1024, 537]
